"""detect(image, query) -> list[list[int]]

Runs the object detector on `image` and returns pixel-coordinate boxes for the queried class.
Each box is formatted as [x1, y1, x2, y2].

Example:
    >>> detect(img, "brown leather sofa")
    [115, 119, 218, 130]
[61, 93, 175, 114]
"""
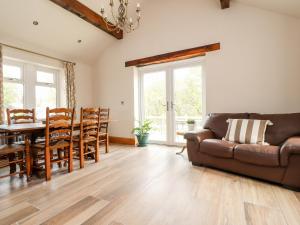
[184, 113, 300, 190]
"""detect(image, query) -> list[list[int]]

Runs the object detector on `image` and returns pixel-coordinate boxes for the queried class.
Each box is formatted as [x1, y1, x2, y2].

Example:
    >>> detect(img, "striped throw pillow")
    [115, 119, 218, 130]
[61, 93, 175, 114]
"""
[223, 119, 273, 145]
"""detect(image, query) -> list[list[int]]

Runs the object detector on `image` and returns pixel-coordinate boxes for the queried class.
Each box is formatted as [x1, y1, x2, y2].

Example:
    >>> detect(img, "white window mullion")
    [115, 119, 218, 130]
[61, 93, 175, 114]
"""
[24, 64, 36, 110]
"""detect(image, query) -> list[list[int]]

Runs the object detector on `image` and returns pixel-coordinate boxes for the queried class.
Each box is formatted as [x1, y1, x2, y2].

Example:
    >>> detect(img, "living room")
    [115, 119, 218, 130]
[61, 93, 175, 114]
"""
[0, 0, 300, 224]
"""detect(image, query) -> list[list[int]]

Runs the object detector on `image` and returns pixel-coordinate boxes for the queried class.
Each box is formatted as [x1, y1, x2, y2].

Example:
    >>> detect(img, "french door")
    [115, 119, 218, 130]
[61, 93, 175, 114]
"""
[139, 58, 205, 145]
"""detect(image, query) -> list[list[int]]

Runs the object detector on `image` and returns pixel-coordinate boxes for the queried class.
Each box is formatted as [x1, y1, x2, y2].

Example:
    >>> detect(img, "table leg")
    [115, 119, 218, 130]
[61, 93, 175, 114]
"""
[7, 134, 17, 173]
[176, 146, 186, 155]
[8, 153, 17, 173]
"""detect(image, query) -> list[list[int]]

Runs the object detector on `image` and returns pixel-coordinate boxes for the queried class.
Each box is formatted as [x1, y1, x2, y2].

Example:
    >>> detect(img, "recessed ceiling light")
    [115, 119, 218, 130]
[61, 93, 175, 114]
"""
[77, 40, 82, 43]
[33, 21, 39, 26]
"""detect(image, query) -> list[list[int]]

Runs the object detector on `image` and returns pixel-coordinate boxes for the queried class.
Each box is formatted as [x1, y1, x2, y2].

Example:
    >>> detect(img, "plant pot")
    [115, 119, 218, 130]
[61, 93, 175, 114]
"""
[187, 124, 195, 131]
[136, 133, 150, 147]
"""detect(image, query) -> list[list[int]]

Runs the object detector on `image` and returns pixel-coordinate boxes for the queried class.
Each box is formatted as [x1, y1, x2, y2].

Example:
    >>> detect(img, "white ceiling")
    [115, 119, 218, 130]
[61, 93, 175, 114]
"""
[235, 0, 300, 18]
[0, 0, 298, 65]
[0, 0, 116, 65]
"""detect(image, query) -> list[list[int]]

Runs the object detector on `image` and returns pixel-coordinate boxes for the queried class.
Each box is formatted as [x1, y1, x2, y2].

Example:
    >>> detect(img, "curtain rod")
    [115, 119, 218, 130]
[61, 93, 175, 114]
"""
[0, 42, 76, 65]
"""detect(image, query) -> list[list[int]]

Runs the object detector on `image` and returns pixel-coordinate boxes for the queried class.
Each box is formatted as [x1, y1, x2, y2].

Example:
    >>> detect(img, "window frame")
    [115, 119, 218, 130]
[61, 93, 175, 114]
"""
[3, 59, 25, 110]
[35, 66, 61, 113]
[3, 58, 62, 120]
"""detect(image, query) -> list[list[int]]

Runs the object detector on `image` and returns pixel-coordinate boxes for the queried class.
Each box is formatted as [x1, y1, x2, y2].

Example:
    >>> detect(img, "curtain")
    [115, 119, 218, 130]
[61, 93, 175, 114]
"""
[64, 62, 76, 110]
[0, 45, 4, 124]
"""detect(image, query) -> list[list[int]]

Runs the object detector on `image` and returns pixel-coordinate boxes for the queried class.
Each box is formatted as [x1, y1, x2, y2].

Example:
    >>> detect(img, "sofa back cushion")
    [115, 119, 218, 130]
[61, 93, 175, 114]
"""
[249, 113, 300, 146]
[203, 113, 249, 139]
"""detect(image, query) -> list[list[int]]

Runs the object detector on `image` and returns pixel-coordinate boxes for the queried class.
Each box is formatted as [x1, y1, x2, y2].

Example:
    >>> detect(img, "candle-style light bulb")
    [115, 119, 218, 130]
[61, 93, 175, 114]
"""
[129, 17, 133, 24]
[100, 8, 105, 15]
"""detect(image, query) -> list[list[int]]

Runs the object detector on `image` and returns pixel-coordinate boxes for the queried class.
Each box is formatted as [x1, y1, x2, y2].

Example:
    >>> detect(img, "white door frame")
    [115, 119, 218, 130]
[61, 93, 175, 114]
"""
[138, 57, 206, 146]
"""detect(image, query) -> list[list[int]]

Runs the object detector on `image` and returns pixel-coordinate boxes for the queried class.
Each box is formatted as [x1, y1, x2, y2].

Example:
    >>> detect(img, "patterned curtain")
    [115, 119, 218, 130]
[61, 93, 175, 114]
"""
[0, 45, 4, 124]
[64, 62, 76, 110]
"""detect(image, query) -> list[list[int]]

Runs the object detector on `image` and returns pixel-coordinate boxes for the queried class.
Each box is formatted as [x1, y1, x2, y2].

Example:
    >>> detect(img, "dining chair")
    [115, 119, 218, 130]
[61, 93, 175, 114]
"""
[0, 133, 31, 181]
[7, 108, 36, 125]
[73, 108, 101, 168]
[99, 108, 110, 153]
[32, 107, 75, 181]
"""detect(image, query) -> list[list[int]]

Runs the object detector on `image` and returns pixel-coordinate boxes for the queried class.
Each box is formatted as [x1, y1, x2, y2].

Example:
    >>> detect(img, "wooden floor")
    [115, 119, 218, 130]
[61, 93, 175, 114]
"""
[0, 144, 300, 225]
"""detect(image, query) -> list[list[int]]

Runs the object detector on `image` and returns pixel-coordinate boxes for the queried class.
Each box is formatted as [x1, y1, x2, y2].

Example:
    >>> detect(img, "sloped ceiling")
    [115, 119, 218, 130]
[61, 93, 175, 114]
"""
[0, 0, 298, 65]
[235, 0, 300, 18]
[0, 0, 116, 65]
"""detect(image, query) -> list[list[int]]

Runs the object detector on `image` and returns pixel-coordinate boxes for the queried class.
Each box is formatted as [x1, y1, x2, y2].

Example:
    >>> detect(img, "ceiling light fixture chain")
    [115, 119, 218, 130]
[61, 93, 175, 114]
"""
[100, 0, 141, 33]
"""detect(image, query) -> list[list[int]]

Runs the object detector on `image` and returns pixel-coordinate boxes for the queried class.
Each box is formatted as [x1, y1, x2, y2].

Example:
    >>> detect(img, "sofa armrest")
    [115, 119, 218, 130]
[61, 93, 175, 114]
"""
[184, 129, 215, 143]
[280, 137, 300, 166]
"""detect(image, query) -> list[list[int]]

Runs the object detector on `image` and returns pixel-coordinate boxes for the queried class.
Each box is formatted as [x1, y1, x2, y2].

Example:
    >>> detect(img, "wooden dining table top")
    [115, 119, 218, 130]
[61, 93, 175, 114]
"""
[0, 119, 112, 133]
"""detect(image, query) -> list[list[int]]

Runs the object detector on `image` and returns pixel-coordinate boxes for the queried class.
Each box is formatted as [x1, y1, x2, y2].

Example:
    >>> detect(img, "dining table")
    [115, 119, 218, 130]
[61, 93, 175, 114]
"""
[0, 119, 111, 175]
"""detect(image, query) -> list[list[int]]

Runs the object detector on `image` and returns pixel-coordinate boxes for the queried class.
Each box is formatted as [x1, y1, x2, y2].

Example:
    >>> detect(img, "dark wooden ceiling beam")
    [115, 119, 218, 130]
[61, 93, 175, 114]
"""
[49, 0, 123, 39]
[125, 43, 220, 67]
[220, 0, 230, 9]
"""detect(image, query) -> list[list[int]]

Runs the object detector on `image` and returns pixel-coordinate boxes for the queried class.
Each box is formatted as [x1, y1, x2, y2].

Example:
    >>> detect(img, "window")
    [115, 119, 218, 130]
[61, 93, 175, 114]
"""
[3, 59, 61, 120]
[35, 69, 58, 119]
[3, 63, 24, 110]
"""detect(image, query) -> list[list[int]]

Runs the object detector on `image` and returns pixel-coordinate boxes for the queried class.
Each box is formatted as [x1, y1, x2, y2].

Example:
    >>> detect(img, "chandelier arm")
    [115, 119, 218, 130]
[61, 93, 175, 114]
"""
[110, 5, 119, 25]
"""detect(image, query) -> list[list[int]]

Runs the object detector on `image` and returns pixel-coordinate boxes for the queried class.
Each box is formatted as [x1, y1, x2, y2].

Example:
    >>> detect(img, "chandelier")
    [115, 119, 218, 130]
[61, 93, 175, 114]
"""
[100, 0, 141, 33]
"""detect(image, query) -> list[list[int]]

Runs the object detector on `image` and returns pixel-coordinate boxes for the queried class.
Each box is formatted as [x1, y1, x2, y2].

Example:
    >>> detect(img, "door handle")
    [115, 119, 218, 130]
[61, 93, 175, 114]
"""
[161, 101, 169, 111]
[171, 102, 175, 110]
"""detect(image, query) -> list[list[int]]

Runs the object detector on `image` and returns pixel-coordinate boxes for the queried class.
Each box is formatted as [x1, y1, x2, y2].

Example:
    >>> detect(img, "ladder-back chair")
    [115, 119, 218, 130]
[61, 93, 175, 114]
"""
[7, 109, 36, 125]
[99, 108, 110, 153]
[0, 133, 30, 180]
[32, 107, 75, 181]
[74, 108, 100, 168]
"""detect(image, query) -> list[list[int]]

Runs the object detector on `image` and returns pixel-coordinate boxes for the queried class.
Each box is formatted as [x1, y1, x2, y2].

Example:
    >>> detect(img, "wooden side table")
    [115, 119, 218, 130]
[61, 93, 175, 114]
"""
[176, 131, 186, 155]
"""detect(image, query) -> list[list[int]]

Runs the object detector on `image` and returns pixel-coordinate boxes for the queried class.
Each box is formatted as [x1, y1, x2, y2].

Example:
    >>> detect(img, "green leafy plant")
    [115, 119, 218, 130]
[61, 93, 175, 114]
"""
[187, 119, 196, 124]
[132, 120, 152, 137]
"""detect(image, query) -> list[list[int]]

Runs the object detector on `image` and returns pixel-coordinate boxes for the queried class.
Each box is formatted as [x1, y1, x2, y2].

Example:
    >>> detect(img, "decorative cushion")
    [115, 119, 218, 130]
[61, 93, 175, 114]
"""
[224, 119, 272, 145]
[203, 113, 249, 139]
[234, 144, 280, 167]
[200, 139, 236, 158]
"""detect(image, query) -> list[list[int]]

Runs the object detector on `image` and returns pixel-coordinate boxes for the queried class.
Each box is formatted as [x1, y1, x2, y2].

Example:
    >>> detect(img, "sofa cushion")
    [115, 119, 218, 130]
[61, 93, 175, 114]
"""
[200, 139, 236, 158]
[203, 113, 249, 139]
[249, 113, 300, 146]
[234, 144, 280, 167]
[224, 119, 272, 144]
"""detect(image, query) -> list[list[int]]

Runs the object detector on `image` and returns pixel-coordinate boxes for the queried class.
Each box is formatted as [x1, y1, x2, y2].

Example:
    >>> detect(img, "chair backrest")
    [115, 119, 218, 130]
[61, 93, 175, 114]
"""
[80, 108, 101, 140]
[100, 108, 110, 133]
[45, 107, 75, 148]
[7, 108, 36, 125]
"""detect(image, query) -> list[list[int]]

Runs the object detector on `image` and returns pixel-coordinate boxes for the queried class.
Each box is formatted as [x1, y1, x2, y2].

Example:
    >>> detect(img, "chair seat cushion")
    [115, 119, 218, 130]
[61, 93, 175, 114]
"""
[200, 139, 235, 158]
[73, 136, 97, 143]
[0, 144, 24, 155]
[234, 144, 279, 167]
[33, 140, 71, 150]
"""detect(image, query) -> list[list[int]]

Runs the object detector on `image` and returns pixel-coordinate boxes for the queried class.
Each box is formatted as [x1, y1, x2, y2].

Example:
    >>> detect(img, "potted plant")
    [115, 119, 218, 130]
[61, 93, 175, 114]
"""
[132, 120, 152, 147]
[187, 119, 196, 131]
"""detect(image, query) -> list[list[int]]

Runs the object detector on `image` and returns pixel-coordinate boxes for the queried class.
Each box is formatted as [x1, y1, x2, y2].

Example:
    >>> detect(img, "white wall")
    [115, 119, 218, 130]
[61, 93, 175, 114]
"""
[93, 0, 300, 138]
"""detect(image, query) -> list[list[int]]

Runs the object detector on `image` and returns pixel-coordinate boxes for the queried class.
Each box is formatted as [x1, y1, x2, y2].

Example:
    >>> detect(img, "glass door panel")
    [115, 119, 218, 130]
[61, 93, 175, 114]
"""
[143, 71, 167, 142]
[173, 66, 203, 143]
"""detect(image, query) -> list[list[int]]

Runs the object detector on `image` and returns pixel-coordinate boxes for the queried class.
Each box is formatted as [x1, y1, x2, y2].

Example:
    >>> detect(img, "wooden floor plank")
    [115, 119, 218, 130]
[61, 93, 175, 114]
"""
[0, 202, 39, 225]
[295, 192, 300, 203]
[63, 199, 109, 225]
[244, 202, 287, 225]
[0, 145, 299, 225]
[41, 196, 100, 225]
[272, 186, 300, 225]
